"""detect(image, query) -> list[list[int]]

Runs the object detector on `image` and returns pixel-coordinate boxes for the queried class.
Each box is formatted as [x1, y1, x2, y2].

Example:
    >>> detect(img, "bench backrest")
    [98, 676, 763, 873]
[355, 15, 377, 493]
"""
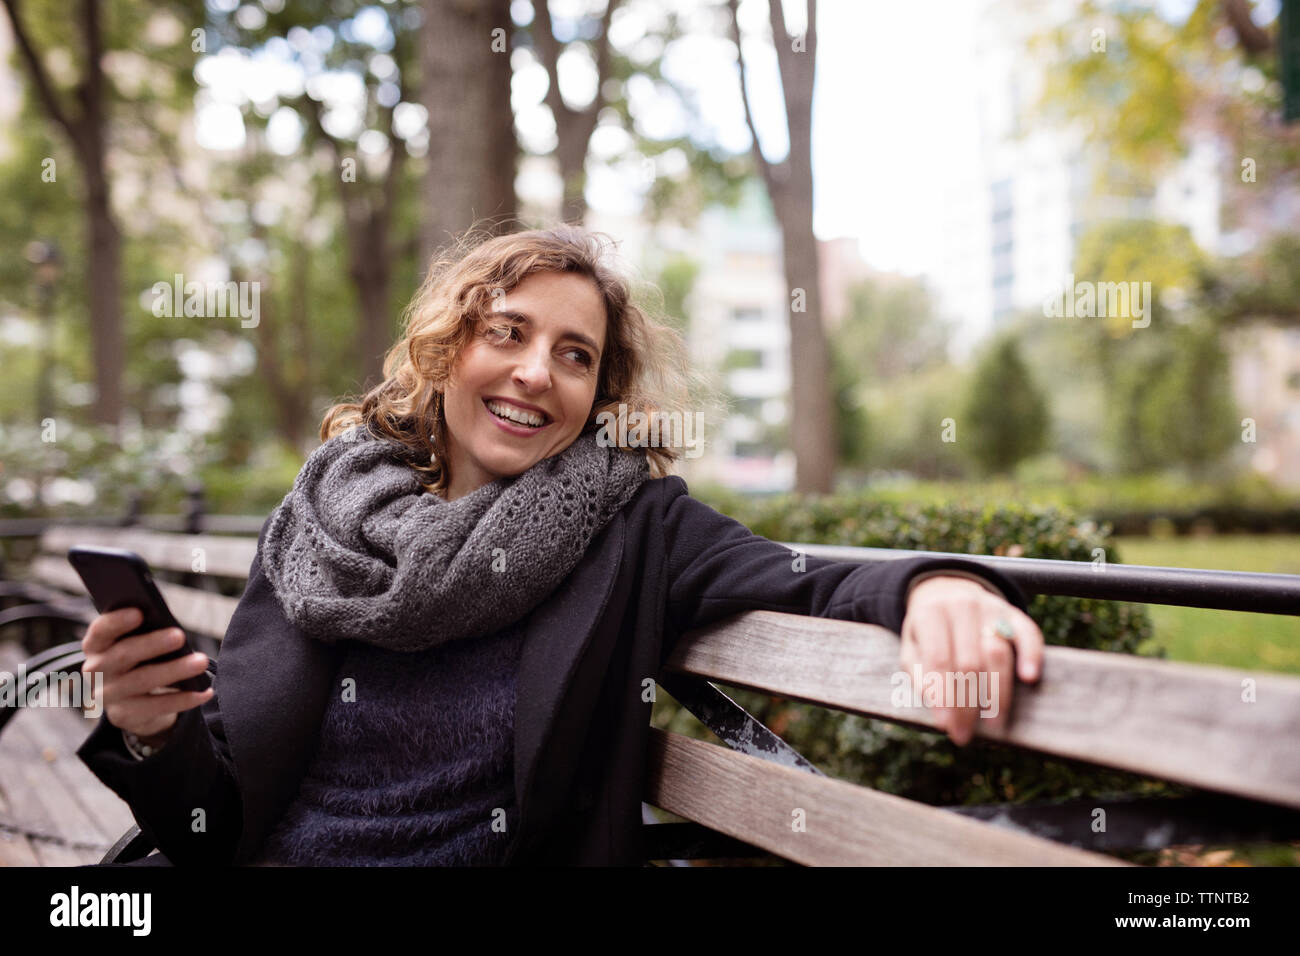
[648, 609, 1300, 864]
[32, 525, 254, 640]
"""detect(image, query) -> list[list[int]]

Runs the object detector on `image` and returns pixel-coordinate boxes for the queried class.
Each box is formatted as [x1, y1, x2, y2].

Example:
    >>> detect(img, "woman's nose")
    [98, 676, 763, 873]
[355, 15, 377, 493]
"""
[512, 347, 552, 390]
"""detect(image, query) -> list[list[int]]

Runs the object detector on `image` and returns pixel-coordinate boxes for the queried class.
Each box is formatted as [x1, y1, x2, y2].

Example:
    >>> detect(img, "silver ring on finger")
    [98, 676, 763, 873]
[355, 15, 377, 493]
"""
[981, 617, 1016, 644]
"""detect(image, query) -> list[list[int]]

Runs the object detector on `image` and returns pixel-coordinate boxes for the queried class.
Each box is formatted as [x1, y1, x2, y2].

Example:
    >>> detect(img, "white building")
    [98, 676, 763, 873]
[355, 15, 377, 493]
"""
[587, 180, 791, 490]
[587, 178, 882, 492]
[930, 0, 1223, 356]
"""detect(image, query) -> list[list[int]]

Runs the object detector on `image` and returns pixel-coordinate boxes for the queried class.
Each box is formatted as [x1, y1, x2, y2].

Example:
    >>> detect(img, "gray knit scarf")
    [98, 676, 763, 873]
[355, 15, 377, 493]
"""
[259, 424, 650, 651]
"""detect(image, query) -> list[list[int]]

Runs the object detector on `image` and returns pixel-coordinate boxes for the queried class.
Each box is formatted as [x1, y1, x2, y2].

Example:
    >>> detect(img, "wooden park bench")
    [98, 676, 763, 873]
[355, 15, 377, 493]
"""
[2, 519, 1299, 865]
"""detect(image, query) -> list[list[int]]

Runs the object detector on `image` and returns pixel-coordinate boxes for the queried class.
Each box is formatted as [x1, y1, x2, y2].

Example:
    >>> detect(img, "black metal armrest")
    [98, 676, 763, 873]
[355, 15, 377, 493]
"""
[0, 644, 88, 735]
[100, 825, 157, 864]
[0, 600, 94, 630]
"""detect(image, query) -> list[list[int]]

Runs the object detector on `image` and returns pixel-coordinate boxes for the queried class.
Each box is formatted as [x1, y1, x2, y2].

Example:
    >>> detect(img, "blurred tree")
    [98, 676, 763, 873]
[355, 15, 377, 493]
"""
[831, 342, 870, 472]
[1209, 232, 1300, 326]
[830, 275, 951, 473]
[1146, 321, 1240, 475]
[1070, 219, 1208, 388]
[1001, 307, 1108, 474]
[207, 0, 427, 393]
[962, 335, 1050, 476]
[1106, 346, 1169, 474]
[526, 0, 620, 223]
[518, 1, 750, 226]
[1026, 0, 1296, 478]
[1031, 0, 1300, 318]
[725, 0, 834, 492]
[835, 276, 951, 383]
[1108, 320, 1240, 475]
[0, 114, 83, 424]
[861, 364, 971, 481]
[1069, 219, 1243, 475]
[0, 0, 204, 427]
[1031, 0, 1299, 208]
[420, 0, 517, 260]
[652, 252, 698, 335]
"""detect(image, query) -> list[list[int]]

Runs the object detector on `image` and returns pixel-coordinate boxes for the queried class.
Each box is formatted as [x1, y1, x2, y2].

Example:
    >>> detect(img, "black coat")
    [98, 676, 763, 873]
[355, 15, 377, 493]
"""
[77, 475, 1029, 866]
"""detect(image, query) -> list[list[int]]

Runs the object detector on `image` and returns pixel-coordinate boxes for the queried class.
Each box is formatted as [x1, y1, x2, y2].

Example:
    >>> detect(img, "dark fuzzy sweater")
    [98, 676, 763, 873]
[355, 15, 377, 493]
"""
[248, 621, 526, 866]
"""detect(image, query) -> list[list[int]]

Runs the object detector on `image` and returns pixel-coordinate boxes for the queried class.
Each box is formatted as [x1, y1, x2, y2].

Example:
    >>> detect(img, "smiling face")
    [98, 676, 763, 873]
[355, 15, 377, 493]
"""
[439, 270, 607, 501]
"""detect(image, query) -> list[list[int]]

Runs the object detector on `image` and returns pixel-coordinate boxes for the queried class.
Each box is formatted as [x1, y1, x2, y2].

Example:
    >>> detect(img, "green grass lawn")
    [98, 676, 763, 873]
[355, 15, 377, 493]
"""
[1113, 535, 1300, 675]
[1112, 535, 1300, 866]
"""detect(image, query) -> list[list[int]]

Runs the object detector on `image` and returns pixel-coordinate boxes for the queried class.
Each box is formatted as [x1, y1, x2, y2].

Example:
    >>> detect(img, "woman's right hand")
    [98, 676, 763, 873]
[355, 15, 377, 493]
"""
[81, 606, 213, 746]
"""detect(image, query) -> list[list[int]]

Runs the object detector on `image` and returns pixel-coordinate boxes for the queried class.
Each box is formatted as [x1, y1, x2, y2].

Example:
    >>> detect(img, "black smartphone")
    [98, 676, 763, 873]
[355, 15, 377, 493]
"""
[66, 545, 212, 693]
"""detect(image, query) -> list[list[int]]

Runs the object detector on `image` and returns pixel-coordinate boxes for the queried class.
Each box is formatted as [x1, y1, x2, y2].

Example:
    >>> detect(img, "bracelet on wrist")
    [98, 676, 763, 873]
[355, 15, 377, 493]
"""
[123, 729, 166, 758]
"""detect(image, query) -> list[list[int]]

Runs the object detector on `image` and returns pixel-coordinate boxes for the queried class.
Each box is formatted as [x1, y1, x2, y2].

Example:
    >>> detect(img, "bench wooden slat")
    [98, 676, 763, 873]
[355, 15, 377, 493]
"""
[31, 708, 136, 849]
[28, 556, 240, 639]
[667, 610, 1300, 810]
[644, 727, 1126, 865]
[0, 645, 136, 848]
[0, 786, 42, 866]
[40, 525, 257, 579]
[0, 703, 101, 864]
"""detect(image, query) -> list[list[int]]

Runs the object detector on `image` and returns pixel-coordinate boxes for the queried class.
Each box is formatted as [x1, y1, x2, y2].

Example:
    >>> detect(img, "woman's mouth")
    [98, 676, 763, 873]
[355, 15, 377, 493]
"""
[484, 398, 552, 434]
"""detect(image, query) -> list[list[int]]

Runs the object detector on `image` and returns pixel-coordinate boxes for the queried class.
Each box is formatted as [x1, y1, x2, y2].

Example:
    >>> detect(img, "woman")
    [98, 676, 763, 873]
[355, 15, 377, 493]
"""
[77, 225, 1042, 866]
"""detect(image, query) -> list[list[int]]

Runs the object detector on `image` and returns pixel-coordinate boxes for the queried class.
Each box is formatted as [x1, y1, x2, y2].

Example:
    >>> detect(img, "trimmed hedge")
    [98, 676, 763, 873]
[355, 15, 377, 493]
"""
[653, 488, 1180, 818]
[819, 472, 1300, 535]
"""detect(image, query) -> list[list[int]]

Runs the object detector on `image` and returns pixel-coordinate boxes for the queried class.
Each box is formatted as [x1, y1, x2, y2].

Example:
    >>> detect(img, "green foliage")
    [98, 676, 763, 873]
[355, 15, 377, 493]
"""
[196, 441, 309, 516]
[834, 275, 951, 382]
[1209, 233, 1300, 327]
[693, 469, 1299, 534]
[850, 365, 972, 481]
[1113, 322, 1239, 475]
[962, 336, 1050, 476]
[829, 275, 966, 479]
[1032, 0, 1196, 174]
[830, 340, 870, 468]
[721, 348, 763, 371]
[0, 420, 212, 519]
[1063, 220, 1240, 475]
[0, 417, 305, 523]
[652, 253, 700, 335]
[1070, 219, 1207, 362]
[654, 487, 1168, 809]
[1030, 0, 1298, 178]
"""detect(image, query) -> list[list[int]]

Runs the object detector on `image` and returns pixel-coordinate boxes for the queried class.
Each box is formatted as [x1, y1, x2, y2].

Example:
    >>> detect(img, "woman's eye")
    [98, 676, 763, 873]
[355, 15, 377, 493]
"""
[484, 325, 591, 368]
[566, 348, 594, 367]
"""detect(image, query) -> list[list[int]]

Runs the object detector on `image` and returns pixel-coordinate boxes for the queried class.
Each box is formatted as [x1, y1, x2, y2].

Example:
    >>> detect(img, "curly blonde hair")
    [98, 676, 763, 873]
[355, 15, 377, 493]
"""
[319, 223, 716, 496]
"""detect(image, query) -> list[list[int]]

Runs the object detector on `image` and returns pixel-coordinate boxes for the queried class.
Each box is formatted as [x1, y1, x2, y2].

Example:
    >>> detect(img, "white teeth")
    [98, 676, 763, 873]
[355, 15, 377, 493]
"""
[486, 399, 546, 428]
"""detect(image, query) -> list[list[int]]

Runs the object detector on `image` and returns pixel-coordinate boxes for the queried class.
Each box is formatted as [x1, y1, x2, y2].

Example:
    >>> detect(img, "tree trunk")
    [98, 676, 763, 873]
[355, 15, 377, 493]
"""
[728, 0, 834, 491]
[78, 0, 122, 428]
[245, 268, 312, 453]
[84, 169, 123, 428]
[352, 251, 392, 392]
[555, 123, 589, 223]
[2, 0, 126, 427]
[776, 188, 835, 492]
[420, 0, 518, 264]
[527, 0, 620, 225]
[284, 237, 314, 449]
